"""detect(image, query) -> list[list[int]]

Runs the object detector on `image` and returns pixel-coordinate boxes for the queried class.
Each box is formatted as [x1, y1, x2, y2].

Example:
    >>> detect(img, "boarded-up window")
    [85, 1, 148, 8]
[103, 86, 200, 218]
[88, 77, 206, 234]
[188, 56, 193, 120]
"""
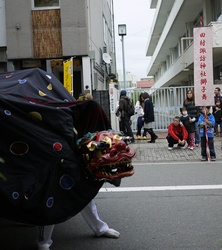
[32, 9, 62, 58]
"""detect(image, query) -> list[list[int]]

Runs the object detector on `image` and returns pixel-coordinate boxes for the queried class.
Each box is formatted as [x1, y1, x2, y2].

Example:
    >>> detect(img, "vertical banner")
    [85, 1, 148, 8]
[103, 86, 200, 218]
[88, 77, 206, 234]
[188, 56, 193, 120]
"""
[109, 83, 119, 131]
[109, 85, 115, 113]
[63, 57, 73, 95]
[194, 26, 214, 106]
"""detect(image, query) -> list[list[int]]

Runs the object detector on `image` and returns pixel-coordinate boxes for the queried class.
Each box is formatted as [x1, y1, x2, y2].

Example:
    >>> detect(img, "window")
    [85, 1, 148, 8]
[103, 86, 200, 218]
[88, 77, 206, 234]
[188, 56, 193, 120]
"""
[103, 16, 112, 54]
[211, 0, 222, 21]
[33, 0, 60, 8]
[103, 16, 108, 46]
[193, 12, 203, 27]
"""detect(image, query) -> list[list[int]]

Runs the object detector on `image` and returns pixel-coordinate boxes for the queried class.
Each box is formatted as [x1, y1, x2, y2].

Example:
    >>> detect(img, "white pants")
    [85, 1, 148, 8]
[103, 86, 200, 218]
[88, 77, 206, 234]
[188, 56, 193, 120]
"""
[38, 199, 109, 249]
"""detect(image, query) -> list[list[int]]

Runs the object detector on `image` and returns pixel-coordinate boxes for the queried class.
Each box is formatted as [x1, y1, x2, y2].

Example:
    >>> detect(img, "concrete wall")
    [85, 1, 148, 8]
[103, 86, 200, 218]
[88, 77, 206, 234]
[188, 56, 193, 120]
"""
[87, 0, 103, 63]
[212, 22, 222, 48]
[0, 0, 6, 47]
[4, 0, 116, 92]
[60, 0, 89, 56]
[5, 0, 90, 58]
[5, 0, 33, 59]
[87, 0, 114, 70]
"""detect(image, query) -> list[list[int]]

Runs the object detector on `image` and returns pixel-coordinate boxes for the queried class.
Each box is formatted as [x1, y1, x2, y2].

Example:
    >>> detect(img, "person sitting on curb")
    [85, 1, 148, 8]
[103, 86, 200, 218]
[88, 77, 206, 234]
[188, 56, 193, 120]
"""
[166, 116, 188, 150]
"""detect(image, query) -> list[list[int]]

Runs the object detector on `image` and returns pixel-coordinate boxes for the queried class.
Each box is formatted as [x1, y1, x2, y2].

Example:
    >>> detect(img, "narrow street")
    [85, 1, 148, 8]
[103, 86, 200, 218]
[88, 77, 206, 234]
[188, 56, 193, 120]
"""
[50, 156, 222, 250]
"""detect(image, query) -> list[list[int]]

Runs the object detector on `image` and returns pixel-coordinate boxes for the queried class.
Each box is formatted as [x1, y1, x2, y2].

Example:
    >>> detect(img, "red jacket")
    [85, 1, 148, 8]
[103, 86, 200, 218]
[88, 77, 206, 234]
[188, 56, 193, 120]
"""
[168, 123, 188, 141]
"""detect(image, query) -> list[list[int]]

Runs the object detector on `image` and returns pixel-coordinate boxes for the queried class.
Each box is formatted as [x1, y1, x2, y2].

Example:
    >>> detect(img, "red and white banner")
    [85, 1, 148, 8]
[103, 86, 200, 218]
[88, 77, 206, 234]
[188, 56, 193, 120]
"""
[194, 26, 214, 106]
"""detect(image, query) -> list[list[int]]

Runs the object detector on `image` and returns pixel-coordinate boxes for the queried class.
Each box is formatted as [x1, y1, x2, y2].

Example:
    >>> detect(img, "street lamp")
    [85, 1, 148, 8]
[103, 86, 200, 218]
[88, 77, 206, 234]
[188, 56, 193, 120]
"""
[118, 24, 127, 90]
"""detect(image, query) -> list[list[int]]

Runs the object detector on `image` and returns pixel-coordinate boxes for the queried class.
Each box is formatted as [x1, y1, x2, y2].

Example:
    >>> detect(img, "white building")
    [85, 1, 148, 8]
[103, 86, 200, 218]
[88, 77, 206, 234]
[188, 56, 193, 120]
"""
[117, 70, 137, 89]
[146, 0, 222, 88]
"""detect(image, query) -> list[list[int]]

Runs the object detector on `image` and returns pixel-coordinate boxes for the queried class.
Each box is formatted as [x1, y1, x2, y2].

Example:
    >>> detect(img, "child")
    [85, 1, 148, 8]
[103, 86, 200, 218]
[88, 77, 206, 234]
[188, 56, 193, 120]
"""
[166, 116, 188, 150]
[197, 106, 216, 161]
[180, 107, 196, 150]
[213, 100, 222, 137]
[135, 93, 146, 139]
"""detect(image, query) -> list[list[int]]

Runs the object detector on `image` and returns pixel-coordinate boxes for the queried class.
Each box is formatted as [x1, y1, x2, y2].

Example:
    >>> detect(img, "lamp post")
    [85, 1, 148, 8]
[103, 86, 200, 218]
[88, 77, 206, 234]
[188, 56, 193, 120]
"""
[118, 24, 127, 90]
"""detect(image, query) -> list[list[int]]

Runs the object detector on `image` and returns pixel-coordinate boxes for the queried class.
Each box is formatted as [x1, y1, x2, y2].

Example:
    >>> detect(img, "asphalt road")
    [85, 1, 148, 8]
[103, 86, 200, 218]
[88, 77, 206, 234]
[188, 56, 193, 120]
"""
[50, 161, 222, 250]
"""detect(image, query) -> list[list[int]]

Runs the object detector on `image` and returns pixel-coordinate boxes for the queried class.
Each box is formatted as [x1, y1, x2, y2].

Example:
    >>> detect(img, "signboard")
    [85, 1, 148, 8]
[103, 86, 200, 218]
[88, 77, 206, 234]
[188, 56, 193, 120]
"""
[109, 85, 115, 113]
[63, 58, 73, 95]
[194, 26, 214, 106]
[109, 84, 119, 130]
[22, 60, 42, 68]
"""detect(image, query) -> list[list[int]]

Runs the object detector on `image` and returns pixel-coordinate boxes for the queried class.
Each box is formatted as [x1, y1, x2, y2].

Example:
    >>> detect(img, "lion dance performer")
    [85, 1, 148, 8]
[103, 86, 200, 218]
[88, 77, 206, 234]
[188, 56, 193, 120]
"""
[0, 68, 135, 249]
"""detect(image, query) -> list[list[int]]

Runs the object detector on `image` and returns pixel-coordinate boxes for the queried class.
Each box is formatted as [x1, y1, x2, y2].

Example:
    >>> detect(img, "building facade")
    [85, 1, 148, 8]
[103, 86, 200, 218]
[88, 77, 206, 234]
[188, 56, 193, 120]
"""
[0, 0, 117, 99]
[117, 70, 137, 89]
[146, 0, 222, 88]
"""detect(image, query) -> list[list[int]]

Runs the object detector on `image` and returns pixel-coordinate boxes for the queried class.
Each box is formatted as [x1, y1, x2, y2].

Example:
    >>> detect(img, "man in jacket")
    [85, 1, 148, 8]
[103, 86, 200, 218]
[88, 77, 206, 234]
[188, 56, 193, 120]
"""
[118, 90, 135, 143]
[166, 116, 188, 150]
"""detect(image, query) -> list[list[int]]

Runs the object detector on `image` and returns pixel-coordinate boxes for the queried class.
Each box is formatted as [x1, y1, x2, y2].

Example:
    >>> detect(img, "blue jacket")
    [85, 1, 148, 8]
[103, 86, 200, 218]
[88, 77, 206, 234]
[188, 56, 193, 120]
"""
[197, 113, 215, 138]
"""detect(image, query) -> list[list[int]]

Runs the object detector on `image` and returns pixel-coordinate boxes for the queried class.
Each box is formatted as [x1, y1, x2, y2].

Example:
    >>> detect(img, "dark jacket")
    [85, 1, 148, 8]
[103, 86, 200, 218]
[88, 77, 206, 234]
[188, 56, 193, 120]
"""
[213, 106, 222, 123]
[214, 95, 222, 105]
[183, 99, 199, 121]
[213, 98, 222, 114]
[143, 98, 155, 123]
[180, 115, 195, 133]
[119, 96, 130, 118]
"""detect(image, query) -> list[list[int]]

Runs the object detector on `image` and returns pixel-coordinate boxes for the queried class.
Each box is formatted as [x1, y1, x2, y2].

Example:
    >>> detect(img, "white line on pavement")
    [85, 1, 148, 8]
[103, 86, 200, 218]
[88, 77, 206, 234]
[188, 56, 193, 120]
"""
[133, 161, 222, 165]
[99, 185, 222, 192]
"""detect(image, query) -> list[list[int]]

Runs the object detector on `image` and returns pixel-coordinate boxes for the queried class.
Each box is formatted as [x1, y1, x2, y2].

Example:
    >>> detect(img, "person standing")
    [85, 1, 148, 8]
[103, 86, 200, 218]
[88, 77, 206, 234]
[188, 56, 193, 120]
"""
[213, 87, 222, 135]
[118, 90, 135, 143]
[142, 92, 158, 143]
[183, 89, 200, 147]
[166, 116, 188, 150]
[135, 93, 146, 139]
[214, 87, 222, 104]
[213, 100, 222, 136]
[180, 107, 196, 150]
[197, 106, 216, 161]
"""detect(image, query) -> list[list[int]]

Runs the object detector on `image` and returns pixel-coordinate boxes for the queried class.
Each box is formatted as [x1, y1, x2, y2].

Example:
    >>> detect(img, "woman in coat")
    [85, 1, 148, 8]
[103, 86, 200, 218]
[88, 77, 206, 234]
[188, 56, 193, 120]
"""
[142, 92, 158, 143]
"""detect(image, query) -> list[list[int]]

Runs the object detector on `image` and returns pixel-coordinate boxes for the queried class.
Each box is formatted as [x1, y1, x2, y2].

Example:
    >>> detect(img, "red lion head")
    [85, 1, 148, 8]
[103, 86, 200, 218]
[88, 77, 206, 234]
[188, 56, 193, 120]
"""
[77, 130, 136, 181]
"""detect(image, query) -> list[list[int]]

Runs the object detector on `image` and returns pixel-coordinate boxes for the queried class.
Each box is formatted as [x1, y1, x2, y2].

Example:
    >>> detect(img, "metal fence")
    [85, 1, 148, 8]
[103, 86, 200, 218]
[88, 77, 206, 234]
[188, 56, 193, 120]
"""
[127, 86, 194, 132]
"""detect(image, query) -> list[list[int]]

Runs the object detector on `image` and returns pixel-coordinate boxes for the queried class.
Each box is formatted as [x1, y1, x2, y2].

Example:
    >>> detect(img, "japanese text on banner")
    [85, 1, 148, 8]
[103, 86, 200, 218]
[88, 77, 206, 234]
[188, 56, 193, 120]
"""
[194, 26, 214, 106]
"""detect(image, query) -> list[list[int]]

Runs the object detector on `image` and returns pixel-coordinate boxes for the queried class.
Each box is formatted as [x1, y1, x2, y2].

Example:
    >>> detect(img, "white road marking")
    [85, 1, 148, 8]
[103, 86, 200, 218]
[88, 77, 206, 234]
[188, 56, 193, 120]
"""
[99, 185, 222, 192]
[133, 161, 222, 166]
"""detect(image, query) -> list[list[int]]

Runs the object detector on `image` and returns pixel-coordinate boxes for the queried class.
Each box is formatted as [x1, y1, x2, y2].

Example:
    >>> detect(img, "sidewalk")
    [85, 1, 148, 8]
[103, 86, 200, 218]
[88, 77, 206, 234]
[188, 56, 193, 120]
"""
[130, 132, 222, 162]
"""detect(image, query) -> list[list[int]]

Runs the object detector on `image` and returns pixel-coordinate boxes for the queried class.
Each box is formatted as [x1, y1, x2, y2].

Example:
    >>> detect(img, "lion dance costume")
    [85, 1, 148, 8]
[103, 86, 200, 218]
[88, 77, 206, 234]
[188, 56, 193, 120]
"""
[0, 68, 135, 225]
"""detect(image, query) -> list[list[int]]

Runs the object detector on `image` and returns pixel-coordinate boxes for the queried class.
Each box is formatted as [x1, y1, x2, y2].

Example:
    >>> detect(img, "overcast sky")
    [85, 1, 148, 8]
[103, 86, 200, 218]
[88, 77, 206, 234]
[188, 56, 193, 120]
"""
[113, 0, 155, 80]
